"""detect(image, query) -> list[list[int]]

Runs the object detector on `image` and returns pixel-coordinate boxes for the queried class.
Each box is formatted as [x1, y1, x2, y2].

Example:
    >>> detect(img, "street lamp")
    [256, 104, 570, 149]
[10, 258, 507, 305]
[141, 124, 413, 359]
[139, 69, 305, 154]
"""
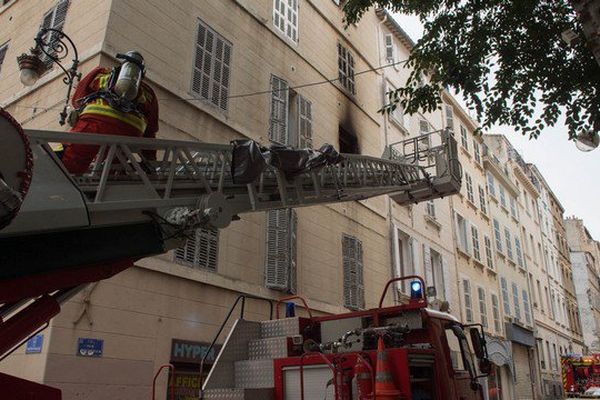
[574, 130, 600, 152]
[17, 28, 81, 126]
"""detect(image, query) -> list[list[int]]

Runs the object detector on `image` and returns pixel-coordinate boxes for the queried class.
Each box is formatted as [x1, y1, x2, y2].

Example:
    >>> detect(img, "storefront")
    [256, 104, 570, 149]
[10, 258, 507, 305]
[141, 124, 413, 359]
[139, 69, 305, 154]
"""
[169, 339, 221, 400]
[486, 337, 514, 400]
[505, 323, 537, 400]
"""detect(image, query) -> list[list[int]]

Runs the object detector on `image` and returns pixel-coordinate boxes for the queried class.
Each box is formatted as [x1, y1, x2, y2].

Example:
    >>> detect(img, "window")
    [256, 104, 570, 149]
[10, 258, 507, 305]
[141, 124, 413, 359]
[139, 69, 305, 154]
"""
[425, 246, 446, 300]
[471, 226, 481, 262]
[523, 290, 532, 325]
[510, 196, 519, 220]
[339, 126, 359, 154]
[40, 0, 70, 68]
[269, 75, 313, 147]
[419, 119, 430, 135]
[499, 186, 507, 208]
[537, 280, 543, 311]
[552, 343, 558, 371]
[394, 230, 413, 295]
[478, 185, 487, 214]
[463, 279, 473, 322]
[492, 294, 501, 333]
[478, 287, 488, 328]
[465, 173, 474, 204]
[473, 140, 481, 163]
[460, 126, 469, 150]
[337, 43, 356, 95]
[388, 86, 407, 128]
[501, 277, 511, 316]
[174, 226, 219, 271]
[487, 172, 496, 197]
[0, 42, 8, 74]
[455, 213, 470, 255]
[265, 209, 297, 293]
[515, 237, 524, 268]
[273, 0, 298, 42]
[384, 34, 396, 63]
[426, 200, 436, 219]
[484, 236, 493, 269]
[342, 234, 365, 310]
[493, 219, 503, 253]
[192, 19, 232, 111]
[445, 105, 454, 132]
[512, 283, 521, 321]
[504, 228, 513, 260]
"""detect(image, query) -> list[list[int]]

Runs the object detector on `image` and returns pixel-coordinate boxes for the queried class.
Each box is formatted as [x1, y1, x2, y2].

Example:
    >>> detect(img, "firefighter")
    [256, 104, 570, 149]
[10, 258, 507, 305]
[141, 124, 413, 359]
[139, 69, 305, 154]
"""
[61, 51, 159, 174]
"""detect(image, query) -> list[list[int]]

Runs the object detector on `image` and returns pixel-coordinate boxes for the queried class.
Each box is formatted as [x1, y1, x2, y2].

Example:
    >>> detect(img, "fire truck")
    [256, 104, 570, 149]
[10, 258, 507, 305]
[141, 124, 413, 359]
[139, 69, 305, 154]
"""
[563, 354, 600, 397]
[0, 108, 491, 399]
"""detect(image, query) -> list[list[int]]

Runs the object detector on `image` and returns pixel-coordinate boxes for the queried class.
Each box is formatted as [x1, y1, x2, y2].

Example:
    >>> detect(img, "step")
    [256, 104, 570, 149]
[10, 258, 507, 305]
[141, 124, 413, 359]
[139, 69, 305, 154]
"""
[248, 335, 302, 360]
[202, 388, 274, 400]
[260, 317, 302, 339]
[234, 359, 275, 389]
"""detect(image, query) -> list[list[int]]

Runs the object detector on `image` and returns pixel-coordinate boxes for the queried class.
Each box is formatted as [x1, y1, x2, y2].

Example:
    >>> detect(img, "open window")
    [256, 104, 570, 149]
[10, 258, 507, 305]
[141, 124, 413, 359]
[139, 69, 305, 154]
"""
[339, 126, 360, 154]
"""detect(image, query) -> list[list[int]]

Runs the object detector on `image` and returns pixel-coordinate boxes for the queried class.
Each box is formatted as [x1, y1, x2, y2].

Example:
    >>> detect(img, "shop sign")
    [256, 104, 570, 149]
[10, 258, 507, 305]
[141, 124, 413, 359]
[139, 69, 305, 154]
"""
[171, 371, 202, 400]
[170, 339, 220, 364]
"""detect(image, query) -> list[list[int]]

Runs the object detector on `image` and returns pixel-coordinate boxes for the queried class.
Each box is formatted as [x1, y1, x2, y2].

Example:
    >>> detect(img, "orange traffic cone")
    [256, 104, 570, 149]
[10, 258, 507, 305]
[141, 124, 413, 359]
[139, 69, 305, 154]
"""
[374, 336, 402, 399]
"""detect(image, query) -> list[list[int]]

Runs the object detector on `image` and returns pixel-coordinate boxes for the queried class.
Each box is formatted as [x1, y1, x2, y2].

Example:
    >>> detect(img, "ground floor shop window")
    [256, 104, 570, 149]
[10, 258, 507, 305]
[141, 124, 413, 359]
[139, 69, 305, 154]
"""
[169, 339, 220, 400]
[487, 364, 503, 400]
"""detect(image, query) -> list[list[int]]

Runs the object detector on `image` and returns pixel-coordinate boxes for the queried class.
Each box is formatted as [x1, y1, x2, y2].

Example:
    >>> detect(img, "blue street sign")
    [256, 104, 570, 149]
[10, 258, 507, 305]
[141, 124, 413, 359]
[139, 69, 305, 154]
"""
[25, 334, 43, 354]
[77, 338, 103, 357]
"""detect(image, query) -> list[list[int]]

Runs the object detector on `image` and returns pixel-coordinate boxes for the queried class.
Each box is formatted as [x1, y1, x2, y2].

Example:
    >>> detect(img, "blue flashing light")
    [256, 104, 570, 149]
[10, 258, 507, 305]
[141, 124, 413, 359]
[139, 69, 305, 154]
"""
[410, 280, 423, 299]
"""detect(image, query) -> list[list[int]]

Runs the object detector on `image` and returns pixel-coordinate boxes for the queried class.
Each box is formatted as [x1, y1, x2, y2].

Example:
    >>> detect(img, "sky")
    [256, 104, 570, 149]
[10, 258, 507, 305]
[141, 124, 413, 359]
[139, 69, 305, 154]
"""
[392, 13, 600, 240]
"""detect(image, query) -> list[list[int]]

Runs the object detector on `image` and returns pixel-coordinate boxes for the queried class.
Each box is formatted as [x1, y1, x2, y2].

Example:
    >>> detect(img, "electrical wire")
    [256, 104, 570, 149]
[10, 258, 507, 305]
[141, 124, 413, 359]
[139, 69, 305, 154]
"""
[9, 58, 410, 113]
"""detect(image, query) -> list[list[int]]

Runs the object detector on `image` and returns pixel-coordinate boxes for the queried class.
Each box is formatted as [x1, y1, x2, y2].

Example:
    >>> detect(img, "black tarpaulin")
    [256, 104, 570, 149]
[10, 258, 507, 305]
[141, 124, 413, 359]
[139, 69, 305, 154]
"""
[231, 140, 343, 184]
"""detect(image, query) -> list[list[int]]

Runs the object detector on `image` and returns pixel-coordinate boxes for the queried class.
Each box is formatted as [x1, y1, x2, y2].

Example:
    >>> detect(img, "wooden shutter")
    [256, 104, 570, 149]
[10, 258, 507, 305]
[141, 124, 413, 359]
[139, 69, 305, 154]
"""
[174, 226, 218, 271]
[40, 1, 70, 68]
[265, 209, 296, 292]
[410, 237, 421, 277]
[423, 244, 433, 288]
[343, 234, 364, 310]
[384, 34, 394, 62]
[0, 43, 8, 72]
[212, 35, 232, 111]
[269, 75, 289, 144]
[298, 96, 312, 148]
[441, 257, 450, 303]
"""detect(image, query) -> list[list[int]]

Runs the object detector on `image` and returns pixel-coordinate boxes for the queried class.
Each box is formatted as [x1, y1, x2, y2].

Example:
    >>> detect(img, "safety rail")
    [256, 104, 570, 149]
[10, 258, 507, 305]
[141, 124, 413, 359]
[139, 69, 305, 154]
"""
[21, 128, 460, 231]
[379, 275, 427, 308]
[198, 294, 273, 399]
[152, 363, 175, 400]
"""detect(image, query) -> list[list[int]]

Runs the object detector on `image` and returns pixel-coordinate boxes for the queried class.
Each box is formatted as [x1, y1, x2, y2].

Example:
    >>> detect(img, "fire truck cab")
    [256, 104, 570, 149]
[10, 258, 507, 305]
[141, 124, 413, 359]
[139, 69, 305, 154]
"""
[201, 276, 491, 399]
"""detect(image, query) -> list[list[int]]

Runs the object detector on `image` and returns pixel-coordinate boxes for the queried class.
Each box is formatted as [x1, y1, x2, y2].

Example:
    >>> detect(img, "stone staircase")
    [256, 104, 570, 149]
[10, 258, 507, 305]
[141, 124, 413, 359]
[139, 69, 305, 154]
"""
[202, 318, 304, 400]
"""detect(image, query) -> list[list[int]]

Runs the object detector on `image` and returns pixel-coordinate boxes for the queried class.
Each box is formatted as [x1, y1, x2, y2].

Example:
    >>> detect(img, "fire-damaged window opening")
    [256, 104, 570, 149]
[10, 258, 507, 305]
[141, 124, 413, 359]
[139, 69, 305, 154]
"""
[174, 226, 219, 271]
[39, 0, 70, 69]
[338, 126, 359, 154]
[269, 75, 313, 148]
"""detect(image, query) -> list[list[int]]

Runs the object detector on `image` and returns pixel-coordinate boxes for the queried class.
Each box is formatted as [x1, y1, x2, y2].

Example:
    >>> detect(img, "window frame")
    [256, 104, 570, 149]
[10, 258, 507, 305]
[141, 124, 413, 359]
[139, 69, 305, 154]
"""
[272, 0, 299, 43]
[337, 42, 356, 95]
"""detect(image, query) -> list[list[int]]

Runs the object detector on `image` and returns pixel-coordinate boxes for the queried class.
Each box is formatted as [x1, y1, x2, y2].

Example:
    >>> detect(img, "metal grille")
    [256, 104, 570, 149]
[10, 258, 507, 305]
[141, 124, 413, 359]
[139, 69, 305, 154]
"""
[265, 209, 296, 293]
[39, 0, 70, 68]
[192, 19, 232, 111]
[342, 234, 364, 310]
[273, 0, 298, 42]
[174, 225, 219, 271]
[337, 43, 355, 95]
[0, 42, 8, 73]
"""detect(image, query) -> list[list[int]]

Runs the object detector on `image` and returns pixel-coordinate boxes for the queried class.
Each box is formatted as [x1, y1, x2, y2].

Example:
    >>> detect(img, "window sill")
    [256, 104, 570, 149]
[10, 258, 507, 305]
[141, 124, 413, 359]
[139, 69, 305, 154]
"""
[511, 214, 520, 224]
[474, 160, 484, 172]
[486, 266, 497, 275]
[496, 250, 505, 259]
[466, 198, 478, 212]
[479, 211, 490, 221]
[424, 214, 442, 230]
[500, 205, 510, 215]
[460, 146, 471, 158]
[473, 258, 485, 269]
[389, 116, 409, 135]
[456, 246, 472, 259]
[489, 194, 498, 204]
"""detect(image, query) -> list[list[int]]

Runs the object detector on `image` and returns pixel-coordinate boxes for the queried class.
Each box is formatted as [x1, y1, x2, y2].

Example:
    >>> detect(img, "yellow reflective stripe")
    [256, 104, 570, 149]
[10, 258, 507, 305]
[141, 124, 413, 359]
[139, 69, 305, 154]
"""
[81, 104, 147, 132]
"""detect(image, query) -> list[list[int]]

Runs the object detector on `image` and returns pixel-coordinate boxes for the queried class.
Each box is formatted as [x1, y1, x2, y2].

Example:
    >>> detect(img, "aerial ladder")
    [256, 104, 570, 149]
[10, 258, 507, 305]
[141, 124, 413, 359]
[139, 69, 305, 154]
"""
[0, 108, 462, 398]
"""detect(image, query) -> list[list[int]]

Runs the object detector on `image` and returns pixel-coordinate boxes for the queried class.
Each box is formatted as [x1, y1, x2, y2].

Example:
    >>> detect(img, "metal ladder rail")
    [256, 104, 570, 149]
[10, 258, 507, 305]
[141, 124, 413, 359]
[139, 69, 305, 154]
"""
[25, 130, 439, 218]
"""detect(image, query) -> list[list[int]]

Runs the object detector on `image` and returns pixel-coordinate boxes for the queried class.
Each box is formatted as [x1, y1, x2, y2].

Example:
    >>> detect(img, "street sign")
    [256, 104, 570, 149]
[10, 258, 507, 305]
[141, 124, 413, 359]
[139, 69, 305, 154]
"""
[25, 334, 43, 354]
[77, 338, 103, 357]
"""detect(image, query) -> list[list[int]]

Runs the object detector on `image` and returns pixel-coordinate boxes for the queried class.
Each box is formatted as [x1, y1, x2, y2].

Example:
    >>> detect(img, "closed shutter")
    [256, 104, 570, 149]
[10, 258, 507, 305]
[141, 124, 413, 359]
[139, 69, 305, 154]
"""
[410, 237, 421, 277]
[0, 43, 8, 73]
[501, 277, 511, 315]
[265, 209, 297, 293]
[463, 279, 473, 323]
[192, 20, 232, 111]
[384, 34, 394, 62]
[343, 234, 364, 310]
[441, 257, 450, 303]
[269, 75, 289, 144]
[423, 245, 432, 288]
[174, 226, 219, 271]
[298, 96, 312, 148]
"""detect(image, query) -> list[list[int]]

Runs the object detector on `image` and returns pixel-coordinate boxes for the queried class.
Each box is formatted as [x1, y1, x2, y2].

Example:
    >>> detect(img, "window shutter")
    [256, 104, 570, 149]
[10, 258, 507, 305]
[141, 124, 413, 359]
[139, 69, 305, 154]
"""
[423, 244, 433, 288]
[266, 209, 289, 290]
[0, 43, 8, 73]
[269, 75, 289, 145]
[174, 226, 218, 271]
[289, 209, 298, 294]
[410, 238, 421, 277]
[343, 235, 364, 310]
[384, 34, 394, 62]
[442, 257, 450, 303]
[53, 0, 69, 30]
[298, 96, 312, 148]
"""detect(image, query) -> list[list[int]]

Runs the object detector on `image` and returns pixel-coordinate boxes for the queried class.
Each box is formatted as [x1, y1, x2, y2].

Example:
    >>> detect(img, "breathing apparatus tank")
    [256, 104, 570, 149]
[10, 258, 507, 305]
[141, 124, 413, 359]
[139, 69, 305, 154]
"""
[113, 51, 145, 101]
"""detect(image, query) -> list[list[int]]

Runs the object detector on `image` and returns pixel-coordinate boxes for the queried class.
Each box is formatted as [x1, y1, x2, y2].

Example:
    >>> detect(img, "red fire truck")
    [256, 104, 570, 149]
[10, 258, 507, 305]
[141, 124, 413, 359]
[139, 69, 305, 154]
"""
[0, 108, 480, 399]
[563, 354, 600, 397]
